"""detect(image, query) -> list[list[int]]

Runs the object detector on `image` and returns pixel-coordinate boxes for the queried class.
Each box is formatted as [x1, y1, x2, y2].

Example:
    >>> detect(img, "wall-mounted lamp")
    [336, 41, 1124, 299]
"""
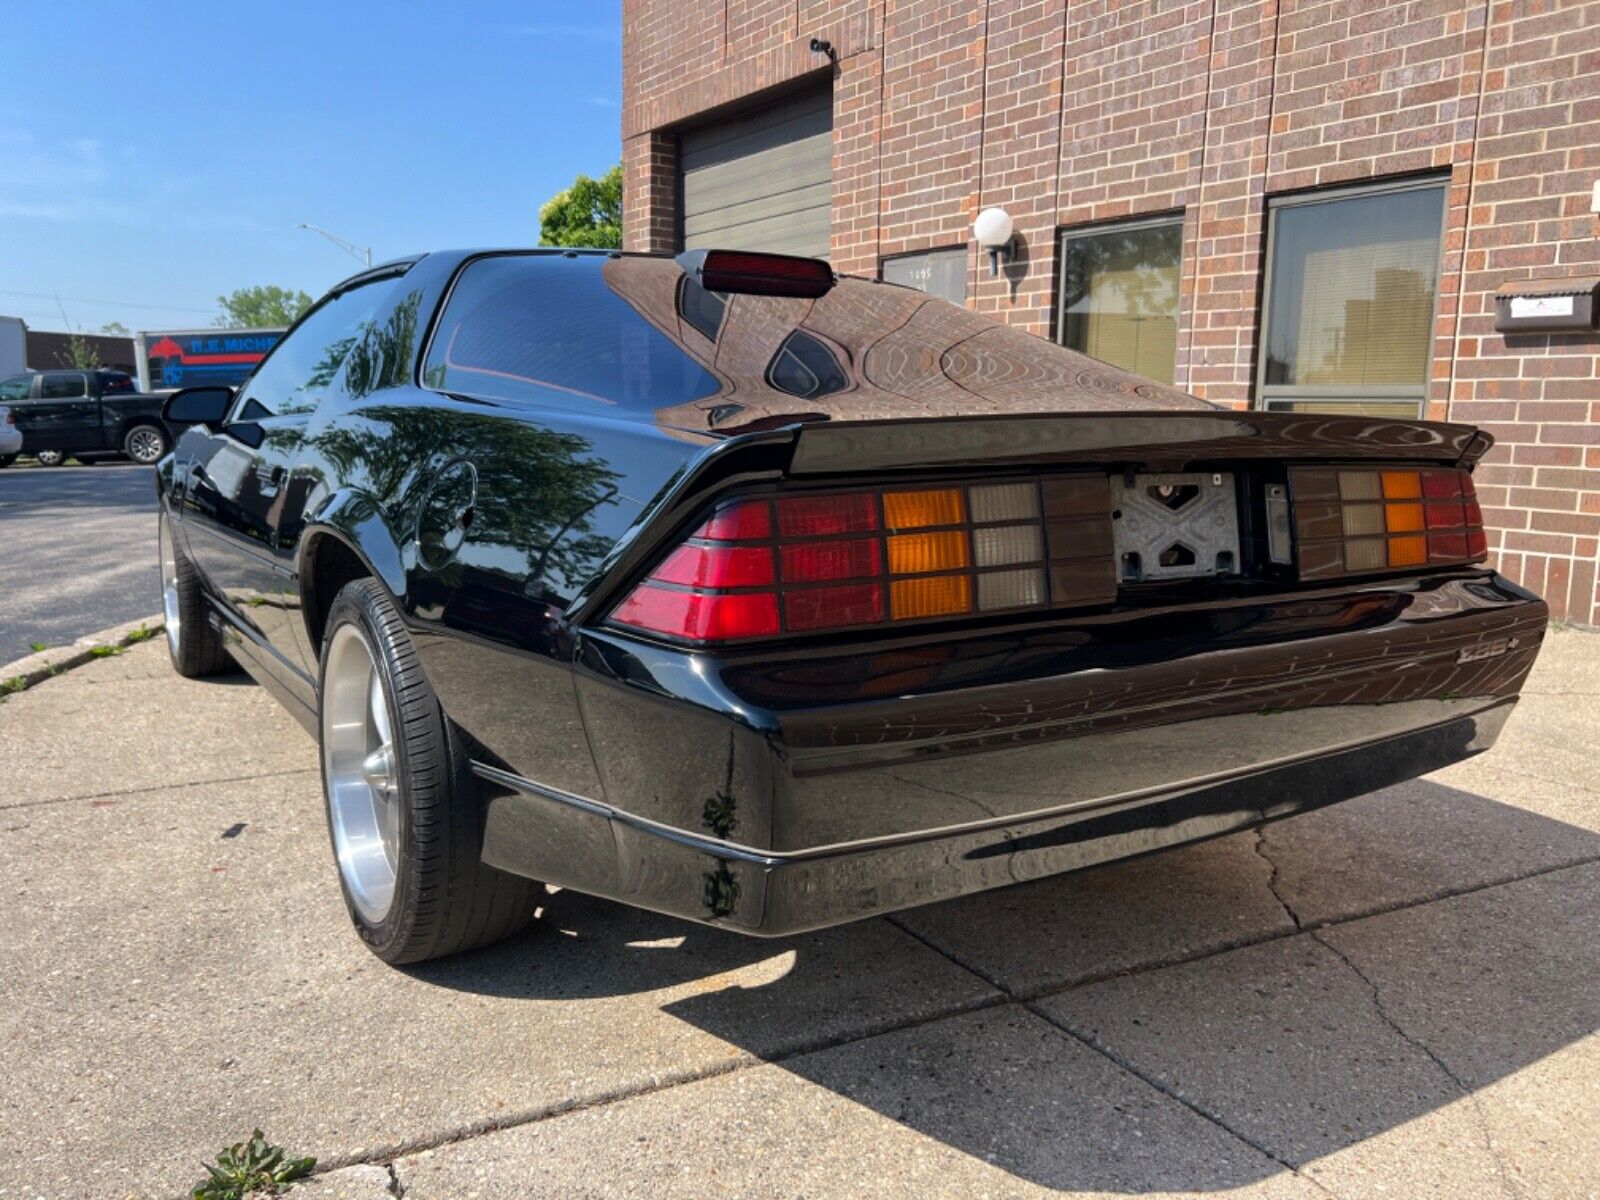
[973, 207, 1015, 277]
[809, 37, 837, 64]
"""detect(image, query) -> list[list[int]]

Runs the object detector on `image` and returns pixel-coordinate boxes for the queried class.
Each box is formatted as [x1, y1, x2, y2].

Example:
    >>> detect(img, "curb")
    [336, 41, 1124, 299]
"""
[0, 614, 165, 694]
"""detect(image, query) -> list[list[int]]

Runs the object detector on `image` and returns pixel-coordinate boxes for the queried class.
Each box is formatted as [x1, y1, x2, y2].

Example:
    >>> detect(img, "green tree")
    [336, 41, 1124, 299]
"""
[65, 333, 101, 369]
[538, 164, 622, 249]
[99, 321, 130, 336]
[215, 285, 313, 329]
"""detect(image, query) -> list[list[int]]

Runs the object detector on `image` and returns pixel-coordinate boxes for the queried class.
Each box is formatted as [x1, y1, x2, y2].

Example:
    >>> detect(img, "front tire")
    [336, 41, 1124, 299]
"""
[0, 454, 15, 468]
[124, 423, 168, 465]
[160, 512, 231, 677]
[319, 579, 538, 964]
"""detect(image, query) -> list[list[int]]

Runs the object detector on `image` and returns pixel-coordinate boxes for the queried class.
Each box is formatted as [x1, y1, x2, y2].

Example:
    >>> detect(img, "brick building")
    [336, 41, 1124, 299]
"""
[622, 0, 1600, 625]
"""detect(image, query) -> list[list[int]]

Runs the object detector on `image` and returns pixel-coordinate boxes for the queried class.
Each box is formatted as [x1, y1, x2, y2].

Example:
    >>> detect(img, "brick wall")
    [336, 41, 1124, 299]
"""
[623, 0, 1600, 625]
[1454, 0, 1600, 626]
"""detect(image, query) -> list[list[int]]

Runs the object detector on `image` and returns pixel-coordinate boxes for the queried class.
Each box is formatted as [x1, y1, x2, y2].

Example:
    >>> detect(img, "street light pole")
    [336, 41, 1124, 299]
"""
[296, 223, 373, 269]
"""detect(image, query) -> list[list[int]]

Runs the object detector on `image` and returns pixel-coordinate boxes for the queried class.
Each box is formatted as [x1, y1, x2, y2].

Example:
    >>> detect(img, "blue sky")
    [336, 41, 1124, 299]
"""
[0, 2, 622, 333]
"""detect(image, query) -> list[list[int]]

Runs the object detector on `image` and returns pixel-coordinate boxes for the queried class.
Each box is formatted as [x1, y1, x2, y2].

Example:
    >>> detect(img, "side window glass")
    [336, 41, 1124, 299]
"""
[229, 279, 391, 420]
[765, 331, 848, 399]
[0, 376, 32, 402]
[40, 374, 87, 399]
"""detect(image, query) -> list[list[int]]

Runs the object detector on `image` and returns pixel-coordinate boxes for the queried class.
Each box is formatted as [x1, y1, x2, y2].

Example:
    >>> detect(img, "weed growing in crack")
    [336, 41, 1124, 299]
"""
[192, 1129, 315, 1199]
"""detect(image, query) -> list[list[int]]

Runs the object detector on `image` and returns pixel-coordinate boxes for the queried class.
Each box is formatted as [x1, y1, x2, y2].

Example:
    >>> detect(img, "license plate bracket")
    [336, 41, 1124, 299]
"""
[1111, 471, 1240, 583]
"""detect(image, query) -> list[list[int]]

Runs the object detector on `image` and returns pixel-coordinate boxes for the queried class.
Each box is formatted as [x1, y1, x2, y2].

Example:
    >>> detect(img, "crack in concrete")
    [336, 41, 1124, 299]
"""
[0, 767, 319, 812]
[1254, 826, 1305, 932]
[1308, 928, 1523, 1200]
[894, 887, 1340, 1195]
[1025, 1002, 1342, 1199]
[386, 1160, 405, 1198]
[311, 856, 1595, 1192]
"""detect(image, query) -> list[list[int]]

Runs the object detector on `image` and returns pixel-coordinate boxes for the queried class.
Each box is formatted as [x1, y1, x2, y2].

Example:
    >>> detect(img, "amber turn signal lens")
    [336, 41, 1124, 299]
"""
[883, 488, 964, 530]
[1384, 502, 1425, 533]
[1388, 536, 1428, 567]
[1381, 471, 1422, 499]
[888, 530, 968, 575]
[890, 574, 972, 619]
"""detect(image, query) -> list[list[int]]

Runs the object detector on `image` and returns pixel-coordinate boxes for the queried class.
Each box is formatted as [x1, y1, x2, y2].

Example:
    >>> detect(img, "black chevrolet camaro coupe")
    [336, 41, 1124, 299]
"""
[155, 248, 1547, 965]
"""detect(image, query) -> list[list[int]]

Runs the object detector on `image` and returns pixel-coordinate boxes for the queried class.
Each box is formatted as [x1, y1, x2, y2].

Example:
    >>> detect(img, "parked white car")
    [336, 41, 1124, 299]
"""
[0, 404, 23, 466]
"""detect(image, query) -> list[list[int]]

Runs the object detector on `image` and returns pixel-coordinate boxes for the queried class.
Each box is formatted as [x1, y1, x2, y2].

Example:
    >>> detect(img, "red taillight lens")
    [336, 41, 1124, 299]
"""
[610, 585, 779, 641]
[776, 494, 878, 538]
[780, 538, 880, 583]
[697, 498, 771, 540]
[784, 583, 884, 631]
[652, 544, 775, 588]
[609, 476, 1116, 643]
[1291, 467, 1488, 580]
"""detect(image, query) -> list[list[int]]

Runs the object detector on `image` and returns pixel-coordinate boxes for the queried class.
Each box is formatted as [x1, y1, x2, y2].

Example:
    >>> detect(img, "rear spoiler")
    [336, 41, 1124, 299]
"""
[786, 410, 1491, 476]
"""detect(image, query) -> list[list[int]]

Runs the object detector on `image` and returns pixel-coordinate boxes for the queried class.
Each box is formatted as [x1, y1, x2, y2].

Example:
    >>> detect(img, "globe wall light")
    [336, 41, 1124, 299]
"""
[973, 207, 1016, 277]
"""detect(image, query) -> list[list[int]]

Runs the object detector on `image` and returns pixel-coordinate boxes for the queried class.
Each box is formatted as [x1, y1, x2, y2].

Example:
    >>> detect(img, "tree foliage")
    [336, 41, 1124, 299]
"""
[65, 333, 101, 369]
[538, 164, 622, 249]
[214, 285, 313, 329]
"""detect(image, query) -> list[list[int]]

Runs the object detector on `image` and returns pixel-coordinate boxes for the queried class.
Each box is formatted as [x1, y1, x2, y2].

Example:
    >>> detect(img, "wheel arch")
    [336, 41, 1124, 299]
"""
[298, 494, 408, 656]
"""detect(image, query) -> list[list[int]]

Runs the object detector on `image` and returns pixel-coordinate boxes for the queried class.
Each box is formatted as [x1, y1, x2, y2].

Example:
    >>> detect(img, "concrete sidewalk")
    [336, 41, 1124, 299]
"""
[0, 629, 1596, 1199]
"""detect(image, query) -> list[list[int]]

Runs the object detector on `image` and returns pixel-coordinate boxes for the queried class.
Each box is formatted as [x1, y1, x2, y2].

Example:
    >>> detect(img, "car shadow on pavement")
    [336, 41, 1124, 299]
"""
[413, 781, 1600, 1193]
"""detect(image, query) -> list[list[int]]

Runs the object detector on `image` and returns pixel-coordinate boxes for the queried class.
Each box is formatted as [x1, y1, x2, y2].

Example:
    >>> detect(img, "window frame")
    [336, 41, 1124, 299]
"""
[879, 245, 970, 307]
[1055, 213, 1185, 385]
[40, 372, 88, 400]
[0, 375, 34, 402]
[223, 267, 406, 425]
[1255, 175, 1450, 417]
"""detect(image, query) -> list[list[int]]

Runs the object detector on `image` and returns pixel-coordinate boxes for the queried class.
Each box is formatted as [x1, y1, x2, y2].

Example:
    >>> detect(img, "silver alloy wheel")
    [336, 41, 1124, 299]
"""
[323, 622, 401, 924]
[127, 427, 164, 464]
[159, 516, 181, 657]
[36, 450, 64, 467]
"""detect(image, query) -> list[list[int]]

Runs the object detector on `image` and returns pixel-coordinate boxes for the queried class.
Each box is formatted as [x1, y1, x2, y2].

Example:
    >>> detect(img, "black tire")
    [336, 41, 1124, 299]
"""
[319, 579, 539, 964]
[0, 454, 15, 468]
[161, 513, 232, 678]
[123, 423, 168, 465]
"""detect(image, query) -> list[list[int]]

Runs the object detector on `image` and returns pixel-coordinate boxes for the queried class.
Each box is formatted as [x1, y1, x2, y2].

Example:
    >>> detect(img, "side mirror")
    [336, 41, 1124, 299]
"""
[163, 386, 234, 427]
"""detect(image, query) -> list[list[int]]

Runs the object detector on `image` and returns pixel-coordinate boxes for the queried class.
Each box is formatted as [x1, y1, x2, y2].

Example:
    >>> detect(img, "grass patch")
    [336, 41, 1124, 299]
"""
[193, 1129, 315, 1199]
[28, 641, 49, 653]
[87, 645, 124, 659]
[124, 625, 158, 644]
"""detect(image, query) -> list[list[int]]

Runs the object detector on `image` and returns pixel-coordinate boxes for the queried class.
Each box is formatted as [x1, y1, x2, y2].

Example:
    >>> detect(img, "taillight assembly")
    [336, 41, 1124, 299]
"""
[609, 477, 1117, 643]
[1290, 467, 1487, 581]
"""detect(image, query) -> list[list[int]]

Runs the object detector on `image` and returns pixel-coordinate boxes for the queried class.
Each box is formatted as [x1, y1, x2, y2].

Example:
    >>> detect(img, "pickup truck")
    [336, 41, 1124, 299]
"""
[0, 368, 180, 467]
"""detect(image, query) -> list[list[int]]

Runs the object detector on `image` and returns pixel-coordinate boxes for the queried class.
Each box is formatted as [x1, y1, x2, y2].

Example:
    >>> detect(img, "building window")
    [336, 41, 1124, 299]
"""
[1057, 217, 1182, 385]
[1259, 178, 1447, 417]
[882, 248, 968, 306]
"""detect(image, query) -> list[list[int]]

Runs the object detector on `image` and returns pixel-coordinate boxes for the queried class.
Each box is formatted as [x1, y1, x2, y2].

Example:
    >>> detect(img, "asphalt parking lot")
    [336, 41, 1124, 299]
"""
[0, 628, 1596, 1199]
[0, 463, 159, 662]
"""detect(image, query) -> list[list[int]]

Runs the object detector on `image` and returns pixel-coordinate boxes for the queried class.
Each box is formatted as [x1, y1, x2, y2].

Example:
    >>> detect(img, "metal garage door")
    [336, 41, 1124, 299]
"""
[680, 87, 832, 260]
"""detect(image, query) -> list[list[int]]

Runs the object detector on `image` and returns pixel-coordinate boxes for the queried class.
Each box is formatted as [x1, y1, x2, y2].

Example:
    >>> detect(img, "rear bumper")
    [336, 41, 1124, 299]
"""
[478, 572, 1545, 935]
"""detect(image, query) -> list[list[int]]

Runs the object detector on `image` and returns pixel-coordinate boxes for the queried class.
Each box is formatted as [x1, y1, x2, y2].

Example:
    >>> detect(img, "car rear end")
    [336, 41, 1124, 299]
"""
[437, 251, 1545, 935]
[0, 406, 20, 457]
